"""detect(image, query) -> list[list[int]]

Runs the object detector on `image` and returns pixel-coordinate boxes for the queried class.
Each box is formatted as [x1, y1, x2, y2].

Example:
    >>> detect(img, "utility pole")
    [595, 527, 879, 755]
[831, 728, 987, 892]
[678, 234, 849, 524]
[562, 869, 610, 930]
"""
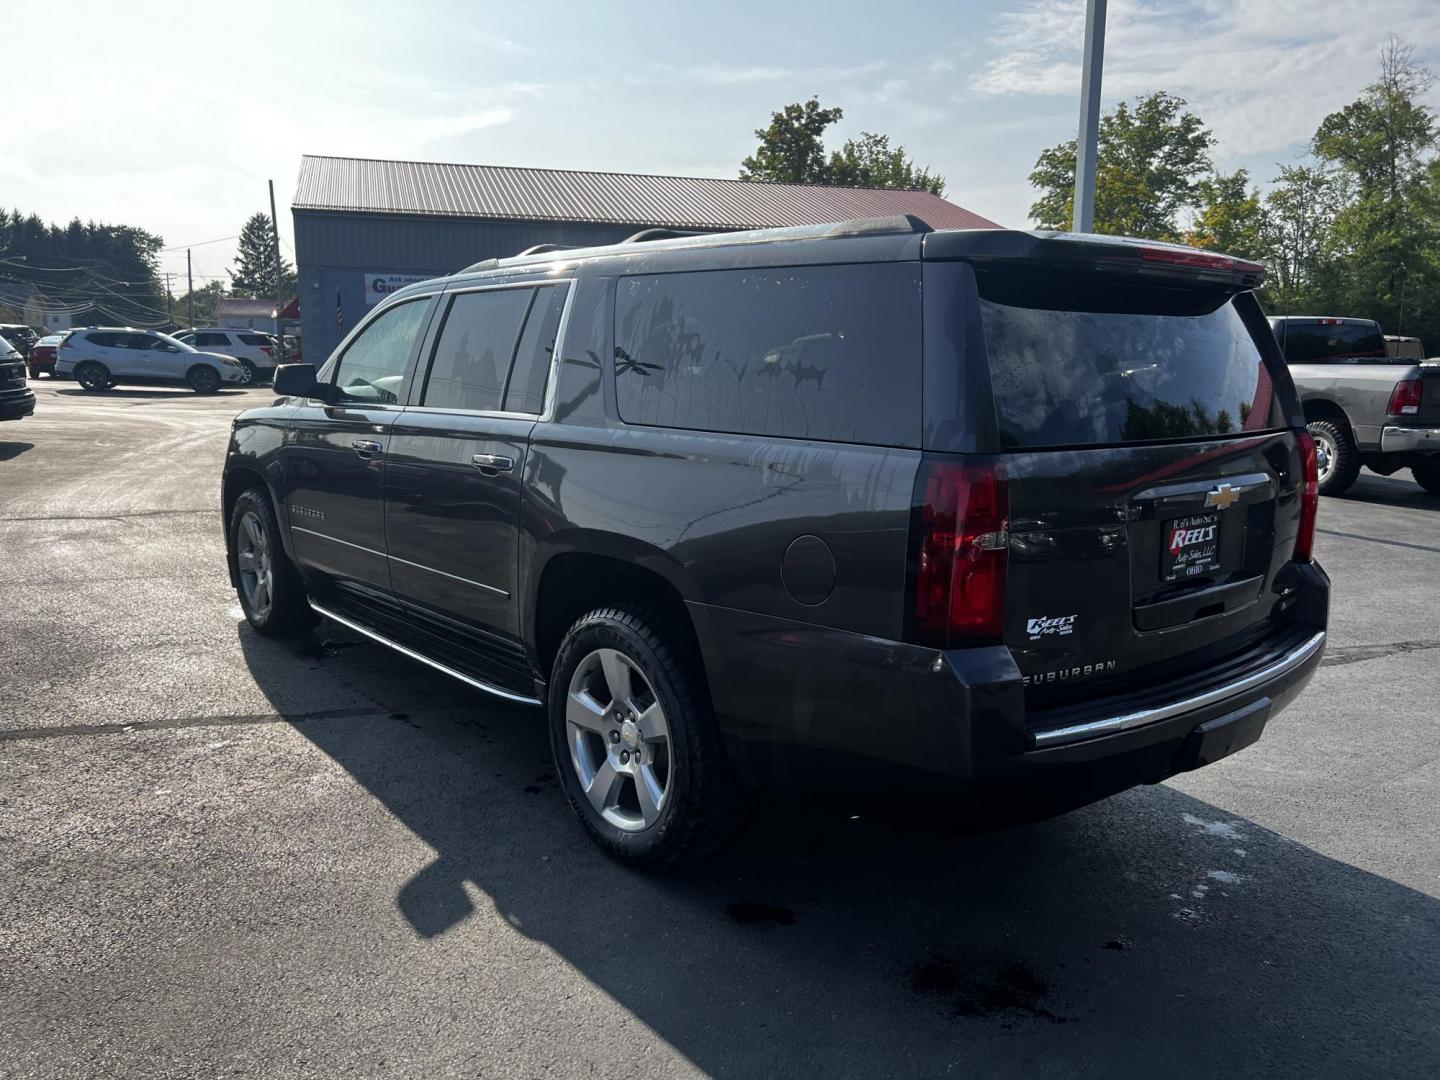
[186, 249, 195, 327]
[1071, 0, 1107, 233]
[268, 179, 288, 363]
[165, 272, 173, 322]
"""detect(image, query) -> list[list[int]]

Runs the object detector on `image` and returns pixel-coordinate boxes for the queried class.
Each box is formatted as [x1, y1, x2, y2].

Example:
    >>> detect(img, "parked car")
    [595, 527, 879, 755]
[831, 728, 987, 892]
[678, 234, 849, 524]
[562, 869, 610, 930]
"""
[1, 335, 35, 422]
[172, 327, 279, 383]
[1385, 335, 1425, 361]
[56, 327, 248, 393]
[1271, 316, 1440, 495]
[222, 219, 1329, 866]
[0, 323, 39, 359]
[26, 333, 66, 378]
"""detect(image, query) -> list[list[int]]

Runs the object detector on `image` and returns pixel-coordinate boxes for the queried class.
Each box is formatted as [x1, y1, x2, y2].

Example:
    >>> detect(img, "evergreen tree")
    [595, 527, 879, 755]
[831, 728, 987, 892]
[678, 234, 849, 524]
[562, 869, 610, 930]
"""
[229, 212, 295, 298]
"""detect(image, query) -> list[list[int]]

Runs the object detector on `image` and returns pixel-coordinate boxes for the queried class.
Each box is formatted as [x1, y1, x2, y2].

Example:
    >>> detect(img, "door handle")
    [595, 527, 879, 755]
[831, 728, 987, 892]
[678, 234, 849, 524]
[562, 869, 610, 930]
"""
[471, 453, 515, 474]
[351, 439, 383, 457]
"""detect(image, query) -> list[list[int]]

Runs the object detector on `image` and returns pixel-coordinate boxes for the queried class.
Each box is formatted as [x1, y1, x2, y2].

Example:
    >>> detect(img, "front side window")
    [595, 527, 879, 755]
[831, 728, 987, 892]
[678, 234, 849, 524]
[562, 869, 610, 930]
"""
[421, 287, 534, 412]
[614, 264, 922, 445]
[333, 299, 430, 404]
[195, 332, 230, 348]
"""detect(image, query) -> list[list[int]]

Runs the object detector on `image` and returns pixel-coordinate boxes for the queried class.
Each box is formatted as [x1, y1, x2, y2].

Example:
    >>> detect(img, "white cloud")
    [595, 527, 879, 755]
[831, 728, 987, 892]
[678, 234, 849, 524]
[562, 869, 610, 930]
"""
[970, 0, 1440, 158]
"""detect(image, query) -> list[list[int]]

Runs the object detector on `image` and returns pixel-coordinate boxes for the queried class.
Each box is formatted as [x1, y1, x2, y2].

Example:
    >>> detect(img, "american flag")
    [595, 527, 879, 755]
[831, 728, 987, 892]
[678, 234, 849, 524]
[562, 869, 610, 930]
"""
[335, 288, 344, 333]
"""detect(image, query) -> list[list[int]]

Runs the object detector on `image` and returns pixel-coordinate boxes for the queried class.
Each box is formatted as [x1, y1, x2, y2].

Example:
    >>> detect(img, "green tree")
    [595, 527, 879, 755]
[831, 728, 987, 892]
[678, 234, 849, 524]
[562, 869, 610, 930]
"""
[827, 132, 945, 194]
[172, 280, 226, 327]
[230, 212, 295, 298]
[1256, 165, 1345, 314]
[739, 98, 944, 192]
[1311, 38, 1438, 339]
[1186, 169, 1265, 258]
[1028, 91, 1216, 238]
[0, 210, 165, 325]
[741, 98, 844, 184]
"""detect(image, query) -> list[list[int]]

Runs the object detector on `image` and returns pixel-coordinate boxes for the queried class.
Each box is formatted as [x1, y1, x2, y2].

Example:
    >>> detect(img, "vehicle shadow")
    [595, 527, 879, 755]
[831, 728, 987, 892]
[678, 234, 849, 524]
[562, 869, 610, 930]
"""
[237, 623, 1440, 1079]
[52, 388, 251, 400]
[1330, 469, 1440, 512]
[0, 440, 34, 461]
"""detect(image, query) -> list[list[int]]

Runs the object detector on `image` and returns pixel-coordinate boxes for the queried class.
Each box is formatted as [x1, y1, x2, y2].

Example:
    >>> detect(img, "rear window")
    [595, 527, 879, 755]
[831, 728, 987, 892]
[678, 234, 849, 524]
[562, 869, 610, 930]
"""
[614, 263, 921, 445]
[1280, 321, 1386, 363]
[977, 271, 1285, 449]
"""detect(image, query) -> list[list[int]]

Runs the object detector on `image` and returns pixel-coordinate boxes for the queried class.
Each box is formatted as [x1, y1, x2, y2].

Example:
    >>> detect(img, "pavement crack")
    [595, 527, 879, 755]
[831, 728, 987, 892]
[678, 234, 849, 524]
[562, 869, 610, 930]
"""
[0, 706, 406, 742]
[1321, 639, 1440, 668]
[0, 508, 218, 523]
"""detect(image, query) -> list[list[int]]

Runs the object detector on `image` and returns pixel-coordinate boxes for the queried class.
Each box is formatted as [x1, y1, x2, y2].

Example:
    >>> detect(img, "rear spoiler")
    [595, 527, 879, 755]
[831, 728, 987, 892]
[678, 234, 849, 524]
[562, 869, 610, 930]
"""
[923, 229, 1265, 292]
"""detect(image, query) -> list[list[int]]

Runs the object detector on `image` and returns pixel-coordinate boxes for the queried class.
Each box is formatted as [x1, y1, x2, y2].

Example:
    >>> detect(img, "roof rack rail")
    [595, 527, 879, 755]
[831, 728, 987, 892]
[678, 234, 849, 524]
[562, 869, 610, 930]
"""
[515, 242, 577, 257]
[621, 228, 708, 244]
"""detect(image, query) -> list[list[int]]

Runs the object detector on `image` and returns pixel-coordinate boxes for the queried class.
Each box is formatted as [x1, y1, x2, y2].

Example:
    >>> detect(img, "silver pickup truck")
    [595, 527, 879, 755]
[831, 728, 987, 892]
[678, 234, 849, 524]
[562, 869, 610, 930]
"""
[1271, 316, 1440, 496]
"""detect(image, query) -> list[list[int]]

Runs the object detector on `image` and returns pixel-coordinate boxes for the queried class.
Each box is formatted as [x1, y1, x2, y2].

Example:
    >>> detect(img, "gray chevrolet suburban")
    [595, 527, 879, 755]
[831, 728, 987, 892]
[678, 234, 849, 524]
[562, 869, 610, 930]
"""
[222, 218, 1329, 865]
[1270, 316, 1440, 496]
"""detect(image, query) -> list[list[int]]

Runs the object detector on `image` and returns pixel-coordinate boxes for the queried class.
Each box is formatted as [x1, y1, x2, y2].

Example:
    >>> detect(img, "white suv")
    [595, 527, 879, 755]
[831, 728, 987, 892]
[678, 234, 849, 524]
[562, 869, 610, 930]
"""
[173, 328, 281, 383]
[56, 328, 248, 394]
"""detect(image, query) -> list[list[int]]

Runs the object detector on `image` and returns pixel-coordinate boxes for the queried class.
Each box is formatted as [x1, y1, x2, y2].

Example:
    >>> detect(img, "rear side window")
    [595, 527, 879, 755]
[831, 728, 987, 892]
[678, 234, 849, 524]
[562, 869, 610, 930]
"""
[86, 332, 119, 348]
[976, 270, 1285, 449]
[614, 264, 922, 445]
[504, 284, 567, 414]
[1281, 321, 1386, 363]
[422, 287, 533, 411]
[194, 332, 230, 347]
[238, 333, 272, 347]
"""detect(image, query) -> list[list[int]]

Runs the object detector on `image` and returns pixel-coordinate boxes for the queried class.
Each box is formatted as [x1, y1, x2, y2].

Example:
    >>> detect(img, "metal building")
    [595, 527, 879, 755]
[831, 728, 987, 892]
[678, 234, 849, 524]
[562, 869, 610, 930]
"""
[290, 154, 999, 361]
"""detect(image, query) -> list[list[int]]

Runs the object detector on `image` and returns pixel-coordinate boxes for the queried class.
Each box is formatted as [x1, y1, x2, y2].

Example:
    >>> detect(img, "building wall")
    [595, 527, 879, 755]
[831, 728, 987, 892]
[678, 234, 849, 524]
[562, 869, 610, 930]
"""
[292, 210, 637, 362]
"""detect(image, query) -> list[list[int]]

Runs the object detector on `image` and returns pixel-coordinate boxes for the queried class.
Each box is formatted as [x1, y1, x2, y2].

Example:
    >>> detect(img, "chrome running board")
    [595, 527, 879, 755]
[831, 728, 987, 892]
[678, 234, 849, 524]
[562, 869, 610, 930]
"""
[308, 601, 543, 707]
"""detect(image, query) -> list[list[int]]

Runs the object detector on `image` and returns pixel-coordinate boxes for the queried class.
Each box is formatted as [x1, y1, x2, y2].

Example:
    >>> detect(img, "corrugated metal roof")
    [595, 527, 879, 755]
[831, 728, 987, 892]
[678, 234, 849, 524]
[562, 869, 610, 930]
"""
[293, 155, 1001, 232]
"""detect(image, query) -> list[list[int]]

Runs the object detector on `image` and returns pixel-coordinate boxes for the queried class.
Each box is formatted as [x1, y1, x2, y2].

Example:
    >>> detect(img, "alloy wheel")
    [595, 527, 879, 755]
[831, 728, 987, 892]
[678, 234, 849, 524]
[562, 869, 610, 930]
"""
[1313, 430, 1336, 486]
[565, 648, 672, 832]
[236, 510, 274, 619]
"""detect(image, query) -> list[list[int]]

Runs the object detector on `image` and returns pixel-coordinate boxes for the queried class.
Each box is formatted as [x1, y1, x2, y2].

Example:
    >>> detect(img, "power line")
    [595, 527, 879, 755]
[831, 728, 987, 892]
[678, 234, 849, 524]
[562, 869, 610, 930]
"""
[161, 233, 238, 252]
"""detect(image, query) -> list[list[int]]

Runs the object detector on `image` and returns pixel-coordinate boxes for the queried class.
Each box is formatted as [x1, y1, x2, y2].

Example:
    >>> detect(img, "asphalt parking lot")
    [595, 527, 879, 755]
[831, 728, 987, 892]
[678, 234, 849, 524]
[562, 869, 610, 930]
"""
[3, 381, 1438, 1079]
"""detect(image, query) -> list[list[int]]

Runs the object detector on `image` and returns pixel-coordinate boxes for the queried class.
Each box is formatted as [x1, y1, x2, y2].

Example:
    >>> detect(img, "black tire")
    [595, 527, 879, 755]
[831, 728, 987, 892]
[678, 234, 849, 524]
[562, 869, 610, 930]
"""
[1308, 419, 1361, 496]
[548, 606, 737, 867]
[187, 365, 221, 394]
[1413, 461, 1440, 496]
[75, 362, 110, 392]
[228, 486, 315, 636]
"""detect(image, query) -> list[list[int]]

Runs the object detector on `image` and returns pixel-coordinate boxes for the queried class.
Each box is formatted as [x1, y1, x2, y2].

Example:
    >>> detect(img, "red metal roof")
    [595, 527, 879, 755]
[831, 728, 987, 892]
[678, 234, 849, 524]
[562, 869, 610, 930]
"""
[293, 155, 1000, 232]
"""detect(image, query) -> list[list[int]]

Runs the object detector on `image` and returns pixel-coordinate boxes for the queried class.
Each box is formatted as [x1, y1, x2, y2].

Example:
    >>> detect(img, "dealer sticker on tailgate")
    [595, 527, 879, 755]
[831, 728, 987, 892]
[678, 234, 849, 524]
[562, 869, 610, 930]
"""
[1162, 512, 1221, 581]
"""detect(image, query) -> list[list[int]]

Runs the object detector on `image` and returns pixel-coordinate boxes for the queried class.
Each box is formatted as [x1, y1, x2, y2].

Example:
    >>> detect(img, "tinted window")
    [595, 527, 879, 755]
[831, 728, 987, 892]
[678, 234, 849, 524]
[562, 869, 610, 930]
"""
[504, 284, 567, 414]
[421, 287, 533, 411]
[126, 334, 163, 351]
[174, 333, 196, 344]
[86, 332, 120, 348]
[615, 264, 921, 445]
[333, 299, 430, 404]
[1281, 321, 1387, 363]
[194, 332, 231, 347]
[978, 272, 1285, 449]
[238, 333, 272, 347]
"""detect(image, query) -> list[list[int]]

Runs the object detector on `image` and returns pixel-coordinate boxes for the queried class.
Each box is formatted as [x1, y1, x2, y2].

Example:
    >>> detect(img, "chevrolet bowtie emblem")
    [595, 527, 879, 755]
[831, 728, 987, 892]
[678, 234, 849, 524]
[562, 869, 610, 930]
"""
[1205, 483, 1241, 510]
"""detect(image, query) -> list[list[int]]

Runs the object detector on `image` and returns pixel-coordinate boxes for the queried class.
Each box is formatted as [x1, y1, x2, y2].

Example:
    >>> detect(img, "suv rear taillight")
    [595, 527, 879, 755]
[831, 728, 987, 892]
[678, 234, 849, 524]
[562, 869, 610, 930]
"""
[260, 346, 274, 357]
[1387, 377, 1423, 416]
[1293, 431, 1319, 562]
[911, 458, 1009, 647]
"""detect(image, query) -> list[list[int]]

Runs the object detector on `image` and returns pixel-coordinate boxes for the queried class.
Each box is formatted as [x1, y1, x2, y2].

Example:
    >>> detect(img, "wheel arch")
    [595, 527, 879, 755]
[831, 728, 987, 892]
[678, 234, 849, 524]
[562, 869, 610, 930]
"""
[1301, 397, 1352, 428]
[222, 463, 297, 587]
[528, 534, 705, 684]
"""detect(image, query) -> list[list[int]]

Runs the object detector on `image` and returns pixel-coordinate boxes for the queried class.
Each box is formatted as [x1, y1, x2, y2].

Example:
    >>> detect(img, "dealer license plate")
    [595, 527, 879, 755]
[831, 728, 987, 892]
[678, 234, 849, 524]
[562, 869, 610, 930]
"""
[1161, 512, 1222, 582]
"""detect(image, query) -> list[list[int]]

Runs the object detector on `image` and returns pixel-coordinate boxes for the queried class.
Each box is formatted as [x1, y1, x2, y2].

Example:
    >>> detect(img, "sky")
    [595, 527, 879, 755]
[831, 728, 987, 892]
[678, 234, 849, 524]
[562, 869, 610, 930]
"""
[7, 0, 1440, 290]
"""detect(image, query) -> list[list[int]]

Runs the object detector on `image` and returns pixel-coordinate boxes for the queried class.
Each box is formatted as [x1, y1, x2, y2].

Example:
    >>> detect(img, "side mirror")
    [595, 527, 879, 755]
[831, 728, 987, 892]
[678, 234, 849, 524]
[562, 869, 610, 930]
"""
[273, 363, 326, 400]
